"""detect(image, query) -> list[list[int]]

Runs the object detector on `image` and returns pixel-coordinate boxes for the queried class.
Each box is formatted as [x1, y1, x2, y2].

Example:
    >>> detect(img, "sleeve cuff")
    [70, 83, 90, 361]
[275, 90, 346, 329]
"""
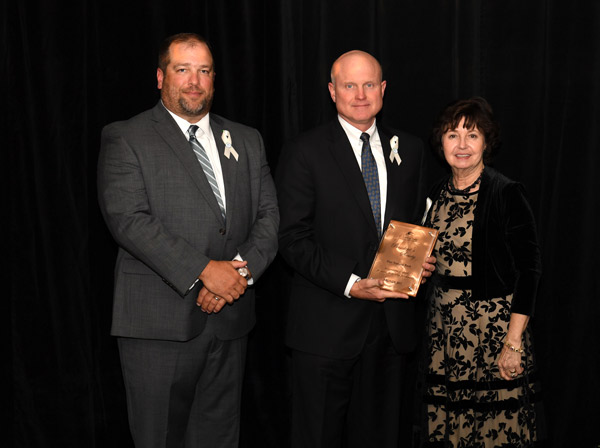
[344, 274, 361, 298]
[188, 277, 200, 292]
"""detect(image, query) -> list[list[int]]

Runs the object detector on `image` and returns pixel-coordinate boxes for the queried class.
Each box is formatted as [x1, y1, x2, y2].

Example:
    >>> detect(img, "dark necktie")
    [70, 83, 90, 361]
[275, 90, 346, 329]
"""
[360, 132, 381, 237]
[188, 125, 226, 222]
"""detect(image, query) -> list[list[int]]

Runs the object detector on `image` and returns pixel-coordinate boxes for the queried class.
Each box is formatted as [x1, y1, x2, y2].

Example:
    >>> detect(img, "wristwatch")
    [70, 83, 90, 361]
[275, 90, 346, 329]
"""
[237, 267, 250, 279]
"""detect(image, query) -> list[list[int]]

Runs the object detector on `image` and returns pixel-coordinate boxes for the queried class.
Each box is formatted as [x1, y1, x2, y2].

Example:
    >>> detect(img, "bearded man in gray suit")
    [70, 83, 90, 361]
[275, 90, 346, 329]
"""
[97, 33, 278, 448]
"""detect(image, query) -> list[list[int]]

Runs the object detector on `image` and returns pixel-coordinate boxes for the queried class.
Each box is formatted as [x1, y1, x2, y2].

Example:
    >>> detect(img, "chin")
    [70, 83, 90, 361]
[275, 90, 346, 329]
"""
[180, 100, 206, 116]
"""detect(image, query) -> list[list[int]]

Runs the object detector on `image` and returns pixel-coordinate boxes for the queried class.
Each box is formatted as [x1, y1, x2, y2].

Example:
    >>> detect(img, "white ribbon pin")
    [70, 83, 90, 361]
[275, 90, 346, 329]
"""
[221, 130, 239, 161]
[389, 135, 401, 165]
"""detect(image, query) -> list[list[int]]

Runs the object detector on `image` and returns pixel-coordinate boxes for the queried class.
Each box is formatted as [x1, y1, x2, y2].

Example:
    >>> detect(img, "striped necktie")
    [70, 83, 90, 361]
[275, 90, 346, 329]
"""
[188, 125, 226, 222]
[360, 132, 381, 237]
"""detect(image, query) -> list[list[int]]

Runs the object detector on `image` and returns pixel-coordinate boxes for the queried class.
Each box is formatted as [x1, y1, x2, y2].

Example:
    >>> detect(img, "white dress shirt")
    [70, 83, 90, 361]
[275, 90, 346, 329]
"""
[337, 116, 388, 297]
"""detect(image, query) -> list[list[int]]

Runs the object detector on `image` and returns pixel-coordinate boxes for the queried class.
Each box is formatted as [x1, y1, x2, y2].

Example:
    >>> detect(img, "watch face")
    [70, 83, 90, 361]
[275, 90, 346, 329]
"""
[238, 267, 249, 278]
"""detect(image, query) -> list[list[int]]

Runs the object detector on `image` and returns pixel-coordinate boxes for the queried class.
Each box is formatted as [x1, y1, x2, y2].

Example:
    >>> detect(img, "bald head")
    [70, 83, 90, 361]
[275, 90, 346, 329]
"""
[328, 50, 386, 131]
[330, 50, 383, 85]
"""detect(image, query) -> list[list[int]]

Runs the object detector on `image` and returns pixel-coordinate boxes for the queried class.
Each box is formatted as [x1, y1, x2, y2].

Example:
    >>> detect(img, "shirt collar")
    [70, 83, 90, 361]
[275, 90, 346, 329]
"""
[337, 115, 377, 141]
[161, 101, 211, 137]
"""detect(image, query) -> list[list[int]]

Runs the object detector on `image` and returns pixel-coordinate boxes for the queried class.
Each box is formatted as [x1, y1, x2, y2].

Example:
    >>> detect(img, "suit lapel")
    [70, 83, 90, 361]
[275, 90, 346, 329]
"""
[211, 115, 238, 226]
[328, 121, 379, 237]
[150, 103, 225, 224]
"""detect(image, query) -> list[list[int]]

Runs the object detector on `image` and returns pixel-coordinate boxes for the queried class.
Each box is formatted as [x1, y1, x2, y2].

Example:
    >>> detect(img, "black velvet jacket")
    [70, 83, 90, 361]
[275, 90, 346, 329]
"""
[425, 166, 542, 316]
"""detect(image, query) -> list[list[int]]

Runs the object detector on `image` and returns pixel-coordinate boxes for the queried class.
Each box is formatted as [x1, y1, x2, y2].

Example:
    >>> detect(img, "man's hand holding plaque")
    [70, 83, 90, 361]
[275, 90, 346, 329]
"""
[350, 277, 406, 302]
[363, 221, 438, 299]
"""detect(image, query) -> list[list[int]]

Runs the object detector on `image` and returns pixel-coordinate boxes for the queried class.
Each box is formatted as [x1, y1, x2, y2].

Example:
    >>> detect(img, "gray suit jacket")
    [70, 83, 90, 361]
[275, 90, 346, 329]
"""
[98, 102, 279, 341]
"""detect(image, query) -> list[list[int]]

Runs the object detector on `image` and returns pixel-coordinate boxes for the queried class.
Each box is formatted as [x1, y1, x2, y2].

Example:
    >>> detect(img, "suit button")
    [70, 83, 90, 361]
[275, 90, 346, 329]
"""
[219, 228, 226, 235]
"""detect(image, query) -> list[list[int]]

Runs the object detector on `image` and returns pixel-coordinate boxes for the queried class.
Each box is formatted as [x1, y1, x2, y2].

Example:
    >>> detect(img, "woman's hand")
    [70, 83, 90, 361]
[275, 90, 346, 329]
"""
[497, 344, 524, 380]
[498, 313, 530, 380]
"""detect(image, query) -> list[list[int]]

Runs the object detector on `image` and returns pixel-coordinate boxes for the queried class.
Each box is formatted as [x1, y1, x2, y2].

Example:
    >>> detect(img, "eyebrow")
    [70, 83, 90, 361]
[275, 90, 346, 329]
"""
[340, 81, 377, 85]
[172, 62, 212, 69]
[446, 127, 481, 133]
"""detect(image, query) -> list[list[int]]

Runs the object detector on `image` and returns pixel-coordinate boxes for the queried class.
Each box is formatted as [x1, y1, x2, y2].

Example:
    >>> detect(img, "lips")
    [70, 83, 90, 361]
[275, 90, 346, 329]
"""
[183, 90, 203, 96]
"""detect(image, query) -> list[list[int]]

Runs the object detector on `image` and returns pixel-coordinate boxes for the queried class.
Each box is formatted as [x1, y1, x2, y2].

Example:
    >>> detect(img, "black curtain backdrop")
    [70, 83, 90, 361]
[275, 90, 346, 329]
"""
[5, 0, 599, 446]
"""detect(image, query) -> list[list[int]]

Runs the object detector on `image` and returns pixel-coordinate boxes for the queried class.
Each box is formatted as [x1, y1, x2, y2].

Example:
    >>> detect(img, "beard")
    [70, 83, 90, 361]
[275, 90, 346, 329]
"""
[178, 89, 214, 117]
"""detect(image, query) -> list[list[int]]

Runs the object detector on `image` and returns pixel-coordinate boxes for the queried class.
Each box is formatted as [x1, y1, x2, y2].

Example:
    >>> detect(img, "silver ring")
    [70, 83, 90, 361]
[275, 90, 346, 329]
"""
[213, 296, 220, 301]
[511, 373, 517, 378]
[510, 369, 516, 374]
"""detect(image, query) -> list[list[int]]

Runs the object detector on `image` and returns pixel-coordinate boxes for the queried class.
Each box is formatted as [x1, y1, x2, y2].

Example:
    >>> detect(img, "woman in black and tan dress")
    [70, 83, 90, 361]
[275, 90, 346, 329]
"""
[420, 97, 544, 447]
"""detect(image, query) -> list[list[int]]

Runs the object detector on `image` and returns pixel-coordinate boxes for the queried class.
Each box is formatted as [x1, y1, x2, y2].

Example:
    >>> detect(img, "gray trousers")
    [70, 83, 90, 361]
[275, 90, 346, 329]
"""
[118, 329, 247, 448]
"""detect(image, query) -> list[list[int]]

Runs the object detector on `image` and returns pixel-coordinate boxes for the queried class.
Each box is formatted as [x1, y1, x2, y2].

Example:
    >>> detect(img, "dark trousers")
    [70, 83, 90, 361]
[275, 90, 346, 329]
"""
[118, 329, 247, 448]
[290, 308, 407, 448]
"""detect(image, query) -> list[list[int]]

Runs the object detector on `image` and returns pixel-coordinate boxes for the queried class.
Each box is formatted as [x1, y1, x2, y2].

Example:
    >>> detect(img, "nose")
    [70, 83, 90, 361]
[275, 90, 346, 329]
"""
[188, 70, 200, 85]
[355, 86, 366, 99]
[458, 135, 468, 148]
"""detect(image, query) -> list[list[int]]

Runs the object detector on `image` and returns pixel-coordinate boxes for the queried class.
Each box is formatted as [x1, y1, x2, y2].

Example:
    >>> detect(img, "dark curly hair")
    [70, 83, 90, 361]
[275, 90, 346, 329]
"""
[430, 97, 500, 165]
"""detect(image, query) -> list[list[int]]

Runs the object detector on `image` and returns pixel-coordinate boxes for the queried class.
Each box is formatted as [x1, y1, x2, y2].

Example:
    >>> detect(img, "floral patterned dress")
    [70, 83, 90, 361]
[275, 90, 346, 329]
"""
[422, 185, 542, 448]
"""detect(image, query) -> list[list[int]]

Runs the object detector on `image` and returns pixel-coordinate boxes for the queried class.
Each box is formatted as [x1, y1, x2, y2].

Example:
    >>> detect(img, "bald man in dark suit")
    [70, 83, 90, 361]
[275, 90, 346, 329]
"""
[277, 50, 433, 448]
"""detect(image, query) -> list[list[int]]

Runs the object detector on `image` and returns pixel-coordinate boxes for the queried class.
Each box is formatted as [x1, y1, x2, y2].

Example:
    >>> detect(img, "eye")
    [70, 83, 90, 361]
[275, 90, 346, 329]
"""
[176, 68, 187, 73]
[201, 69, 210, 74]
[345, 84, 354, 89]
[365, 83, 374, 88]
[468, 133, 479, 139]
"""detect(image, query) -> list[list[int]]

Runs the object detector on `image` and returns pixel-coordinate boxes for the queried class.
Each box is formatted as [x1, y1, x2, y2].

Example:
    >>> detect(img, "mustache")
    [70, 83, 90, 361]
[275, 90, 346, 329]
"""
[182, 87, 205, 93]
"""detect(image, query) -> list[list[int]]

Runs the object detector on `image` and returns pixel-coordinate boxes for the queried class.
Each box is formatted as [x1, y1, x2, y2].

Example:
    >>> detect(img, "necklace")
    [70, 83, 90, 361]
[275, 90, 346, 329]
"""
[448, 172, 482, 195]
